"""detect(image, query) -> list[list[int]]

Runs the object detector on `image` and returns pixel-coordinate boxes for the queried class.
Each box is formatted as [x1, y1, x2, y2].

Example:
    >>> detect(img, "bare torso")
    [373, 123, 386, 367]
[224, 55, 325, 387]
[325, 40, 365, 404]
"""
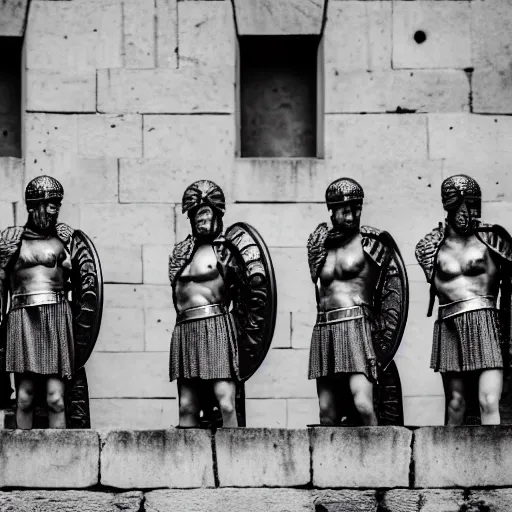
[11, 237, 71, 295]
[175, 244, 228, 312]
[318, 234, 379, 310]
[434, 232, 500, 304]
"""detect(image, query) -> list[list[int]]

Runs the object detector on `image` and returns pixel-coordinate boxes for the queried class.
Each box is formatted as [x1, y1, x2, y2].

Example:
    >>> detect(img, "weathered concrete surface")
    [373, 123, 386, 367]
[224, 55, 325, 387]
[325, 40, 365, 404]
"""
[0, 0, 29, 37]
[414, 426, 512, 488]
[0, 430, 99, 488]
[311, 427, 412, 488]
[145, 489, 316, 512]
[467, 489, 512, 512]
[216, 428, 310, 487]
[382, 489, 464, 512]
[314, 490, 378, 512]
[100, 429, 215, 488]
[0, 491, 142, 512]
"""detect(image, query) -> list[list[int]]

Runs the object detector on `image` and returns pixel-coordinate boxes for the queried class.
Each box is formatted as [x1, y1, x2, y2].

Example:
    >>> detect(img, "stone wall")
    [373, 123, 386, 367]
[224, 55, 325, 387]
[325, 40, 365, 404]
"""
[1, 0, 512, 428]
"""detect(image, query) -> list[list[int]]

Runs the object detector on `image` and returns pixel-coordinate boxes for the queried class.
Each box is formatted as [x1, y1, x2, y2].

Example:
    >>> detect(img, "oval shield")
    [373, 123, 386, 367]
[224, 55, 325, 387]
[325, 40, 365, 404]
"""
[225, 222, 277, 382]
[70, 230, 103, 370]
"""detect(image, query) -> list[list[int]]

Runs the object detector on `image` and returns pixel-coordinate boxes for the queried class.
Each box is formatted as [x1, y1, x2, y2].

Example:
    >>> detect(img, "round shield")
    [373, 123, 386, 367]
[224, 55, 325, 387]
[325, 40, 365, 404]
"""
[70, 230, 103, 370]
[225, 222, 277, 382]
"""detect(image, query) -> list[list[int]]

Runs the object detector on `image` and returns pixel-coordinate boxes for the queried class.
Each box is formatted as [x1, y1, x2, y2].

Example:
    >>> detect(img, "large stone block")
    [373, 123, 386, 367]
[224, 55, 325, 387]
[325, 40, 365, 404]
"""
[246, 348, 316, 399]
[324, 2, 392, 71]
[415, 426, 512, 487]
[86, 352, 173, 398]
[292, 312, 314, 349]
[103, 284, 174, 310]
[145, 307, 175, 352]
[311, 426, 412, 488]
[95, 308, 145, 352]
[326, 70, 469, 113]
[325, 114, 428, 162]
[26, 1, 123, 71]
[90, 398, 177, 429]
[0, 157, 22, 202]
[473, 68, 512, 115]
[314, 490, 378, 512]
[272, 311, 291, 349]
[245, 399, 288, 428]
[97, 68, 233, 114]
[233, 0, 324, 35]
[0, 430, 99, 488]
[25, 113, 78, 155]
[145, 489, 316, 512]
[124, 0, 155, 69]
[120, 158, 231, 204]
[101, 429, 214, 488]
[287, 399, 318, 428]
[79, 203, 175, 246]
[0, 491, 143, 512]
[155, 0, 178, 68]
[26, 70, 96, 113]
[216, 428, 310, 487]
[0, 0, 29, 37]
[94, 244, 143, 284]
[403, 396, 445, 427]
[143, 244, 174, 285]
[0, 201, 14, 227]
[392, 2, 471, 69]
[382, 489, 464, 512]
[77, 114, 142, 158]
[144, 115, 235, 159]
[467, 489, 512, 512]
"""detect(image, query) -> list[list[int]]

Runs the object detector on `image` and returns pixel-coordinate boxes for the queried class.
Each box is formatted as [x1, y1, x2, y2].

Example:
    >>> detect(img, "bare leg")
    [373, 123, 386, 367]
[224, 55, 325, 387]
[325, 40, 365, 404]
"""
[349, 373, 378, 426]
[316, 377, 340, 425]
[16, 375, 35, 430]
[442, 373, 466, 426]
[47, 377, 66, 429]
[213, 380, 237, 427]
[479, 369, 503, 425]
[177, 379, 201, 427]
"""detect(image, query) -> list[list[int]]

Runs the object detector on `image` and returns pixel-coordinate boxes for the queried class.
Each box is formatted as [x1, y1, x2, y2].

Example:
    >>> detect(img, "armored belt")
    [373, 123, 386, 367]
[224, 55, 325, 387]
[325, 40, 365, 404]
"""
[316, 304, 369, 325]
[177, 303, 227, 324]
[11, 290, 67, 310]
[438, 295, 496, 321]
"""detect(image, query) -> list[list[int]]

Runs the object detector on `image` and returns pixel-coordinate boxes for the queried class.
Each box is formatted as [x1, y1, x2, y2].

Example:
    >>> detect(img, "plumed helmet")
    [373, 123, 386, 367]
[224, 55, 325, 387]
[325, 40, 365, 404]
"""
[325, 178, 364, 209]
[182, 180, 226, 216]
[25, 175, 64, 206]
[441, 174, 481, 211]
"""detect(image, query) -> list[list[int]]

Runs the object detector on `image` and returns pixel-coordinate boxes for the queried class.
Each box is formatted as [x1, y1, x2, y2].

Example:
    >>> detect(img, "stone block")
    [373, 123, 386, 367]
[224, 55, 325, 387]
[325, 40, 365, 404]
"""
[26, 1, 123, 71]
[0, 430, 99, 488]
[216, 428, 310, 487]
[144, 115, 235, 159]
[86, 352, 173, 398]
[79, 203, 175, 246]
[311, 426, 412, 488]
[314, 490, 378, 512]
[233, 0, 324, 35]
[94, 244, 143, 284]
[483, 202, 512, 239]
[155, 0, 178, 68]
[326, 70, 469, 113]
[0, 201, 14, 227]
[246, 348, 316, 399]
[145, 308, 175, 352]
[124, 0, 155, 69]
[95, 308, 145, 352]
[287, 399, 318, 428]
[325, 114, 428, 162]
[0, 491, 143, 512]
[382, 489, 464, 512]
[0, 0, 29, 37]
[245, 399, 288, 428]
[98, 68, 233, 114]
[292, 312, 315, 349]
[143, 244, 174, 285]
[392, 2, 471, 69]
[120, 158, 231, 203]
[0, 157, 22, 202]
[272, 311, 291, 349]
[145, 489, 316, 512]
[104, 284, 174, 310]
[26, 70, 96, 113]
[324, 2, 392, 71]
[90, 399, 177, 429]
[78, 114, 142, 158]
[25, 113, 78, 155]
[101, 429, 214, 488]
[473, 68, 512, 115]
[428, 114, 512, 161]
[468, 489, 512, 512]
[415, 426, 512, 487]
[403, 396, 445, 427]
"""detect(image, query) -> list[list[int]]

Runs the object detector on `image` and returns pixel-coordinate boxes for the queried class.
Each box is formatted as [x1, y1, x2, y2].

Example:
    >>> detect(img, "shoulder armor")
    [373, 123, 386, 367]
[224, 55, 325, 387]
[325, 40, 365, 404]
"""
[307, 223, 328, 283]
[0, 226, 24, 270]
[415, 224, 445, 283]
[56, 223, 74, 244]
[169, 235, 195, 287]
[360, 225, 388, 267]
[476, 223, 512, 264]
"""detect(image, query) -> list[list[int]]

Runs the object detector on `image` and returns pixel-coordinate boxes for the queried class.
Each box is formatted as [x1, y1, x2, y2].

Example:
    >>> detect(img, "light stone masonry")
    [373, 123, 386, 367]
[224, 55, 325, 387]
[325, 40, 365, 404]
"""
[95, 308, 145, 352]
[155, 0, 178, 68]
[25, 113, 78, 155]
[287, 398, 318, 428]
[0, 0, 29, 37]
[0, 157, 22, 203]
[93, 244, 143, 284]
[382, 489, 464, 512]
[142, 244, 174, 285]
[145, 308, 176, 352]
[244, 400, 288, 429]
[123, 0, 155, 69]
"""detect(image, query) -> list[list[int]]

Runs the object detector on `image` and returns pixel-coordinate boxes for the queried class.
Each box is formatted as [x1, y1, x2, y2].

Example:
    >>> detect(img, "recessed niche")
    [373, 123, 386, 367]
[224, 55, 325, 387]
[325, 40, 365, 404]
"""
[239, 36, 320, 158]
[0, 37, 22, 158]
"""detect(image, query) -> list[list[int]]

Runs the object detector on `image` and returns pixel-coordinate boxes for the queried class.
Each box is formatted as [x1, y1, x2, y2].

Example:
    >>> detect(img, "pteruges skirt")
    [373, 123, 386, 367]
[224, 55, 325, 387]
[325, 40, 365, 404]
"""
[6, 302, 75, 379]
[431, 304, 503, 373]
[308, 305, 378, 382]
[169, 309, 239, 381]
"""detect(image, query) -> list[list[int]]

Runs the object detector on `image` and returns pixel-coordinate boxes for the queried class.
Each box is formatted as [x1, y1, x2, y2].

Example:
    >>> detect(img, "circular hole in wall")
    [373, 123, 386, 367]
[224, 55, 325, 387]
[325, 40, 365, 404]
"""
[414, 30, 427, 44]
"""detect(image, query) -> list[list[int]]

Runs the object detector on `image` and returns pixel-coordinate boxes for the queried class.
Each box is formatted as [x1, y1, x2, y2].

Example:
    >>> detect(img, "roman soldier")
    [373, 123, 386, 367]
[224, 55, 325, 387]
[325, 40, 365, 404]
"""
[307, 178, 408, 426]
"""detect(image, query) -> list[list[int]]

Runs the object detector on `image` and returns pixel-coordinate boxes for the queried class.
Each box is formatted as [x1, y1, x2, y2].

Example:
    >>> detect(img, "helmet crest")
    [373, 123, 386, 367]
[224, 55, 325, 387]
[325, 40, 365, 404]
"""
[182, 180, 226, 216]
